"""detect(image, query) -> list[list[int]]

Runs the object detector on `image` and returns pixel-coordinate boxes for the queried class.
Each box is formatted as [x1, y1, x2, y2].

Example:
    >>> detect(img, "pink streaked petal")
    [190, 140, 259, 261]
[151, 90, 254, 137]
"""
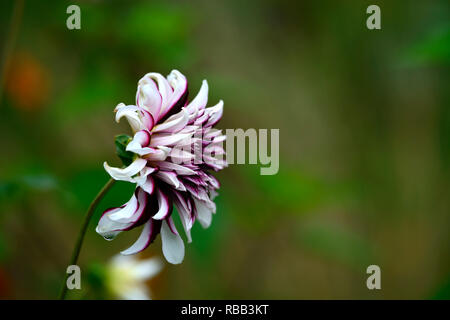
[144, 146, 170, 162]
[108, 191, 139, 221]
[203, 156, 228, 171]
[212, 134, 227, 144]
[149, 132, 193, 147]
[159, 70, 188, 121]
[185, 79, 208, 115]
[169, 149, 195, 163]
[139, 175, 155, 195]
[126, 130, 151, 155]
[114, 104, 143, 132]
[142, 73, 173, 116]
[204, 128, 223, 140]
[204, 100, 223, 128]
[110, 188, 147, 223]
[157, 161, 196, 175]
[155, 171, 186, 191]
[152, 108, 189, 134]
[182, 175, 207, 187]
[104, 158, 147, 182]
[136, 79, 162, 120]
[204, 144, 226, 156]
[193, 197, 213, 228]
[207, 174, 220, 189]
[161, 219, 185, 264]
[193, 112, 209, 126]
[96, 208, 128, 240]
[152, 188, 171, 220]
[165, 216, 179, 235]
[120, 219, 162, 255]
[139, 109, 155, 131]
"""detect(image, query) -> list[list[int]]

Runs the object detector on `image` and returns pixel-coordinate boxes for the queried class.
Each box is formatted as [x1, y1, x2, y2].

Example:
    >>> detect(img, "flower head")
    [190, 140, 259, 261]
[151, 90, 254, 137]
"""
[106, 255, 163, 300]
[96, 70, 226, 264]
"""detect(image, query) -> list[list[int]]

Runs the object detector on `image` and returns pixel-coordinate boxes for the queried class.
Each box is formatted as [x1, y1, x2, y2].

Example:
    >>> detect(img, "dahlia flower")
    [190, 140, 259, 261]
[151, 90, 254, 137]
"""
[106, 255, 163, 300]
[96, 70, 226, 264]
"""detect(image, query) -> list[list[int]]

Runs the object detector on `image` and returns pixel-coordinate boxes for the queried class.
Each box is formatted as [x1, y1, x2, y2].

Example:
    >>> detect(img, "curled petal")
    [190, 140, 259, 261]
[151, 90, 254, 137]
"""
[185, 79, 208, 116]
[115, 104, 143, 132]
[104, 158, 147, 182]
[139, 175, 155, 195]
[152, 108, 189, 134]
[136, 78, 162, 120]
[143, 73, 173, 118]
[96, 207, 128, 240]
[204, 100, 223, 128]
[155, 171, 186, 191]
[126, 130, 154, 156]
[109, 188, 147, 223]
[139, 109, 155, 131]
[152, 188, 171, 220]
[159, 70, 188, 121]
[120, 219, 162, 255]
[108, 192, 139, 221]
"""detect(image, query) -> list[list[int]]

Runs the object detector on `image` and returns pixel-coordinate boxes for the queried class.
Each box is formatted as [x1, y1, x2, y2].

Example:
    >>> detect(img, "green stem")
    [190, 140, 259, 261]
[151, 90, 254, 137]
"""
[59, 178, 116, 300]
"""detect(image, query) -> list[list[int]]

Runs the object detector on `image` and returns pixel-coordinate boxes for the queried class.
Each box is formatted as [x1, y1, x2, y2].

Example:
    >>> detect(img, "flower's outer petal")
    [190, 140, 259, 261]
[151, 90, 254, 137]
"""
[204, 144, 226, 156]
[126, 130, 154, 155]
[206, 173, 220, 189]
[161, 219, 185, 264]
[109, 188, 148, 223]
[120, 219, 161, 255]
[115, 104, 143, 132]
[152, 188, 170, 220]
[204, 100, 224, 128]
[155, 171, 186, 191]
[108, 192, 139, 221]
[139, 175, 155, 195]
[104, 158, 147, 182]
[185, 79, 208, 115]
[136, 78, 162, 120]
[169, 149, 195, 163]
[144, 73, 173, 118]
[133, 166, 156, 187]
[139, 109, 155, 131]
[152, 108, 189, 134]
[172, 191, 193, 242]
[193, 112, 209, 126]
[194, 198, 213, 228]
[212, 134, 227, 144]
[203, 155, 228, 171]
[149, 132, 192, 147]
[96, 207, 130, 240]
[159, 70, 188, 121]
[157, 161, 196, 175]
[204, 128, 222, 140]
[144, 146, 170, 162]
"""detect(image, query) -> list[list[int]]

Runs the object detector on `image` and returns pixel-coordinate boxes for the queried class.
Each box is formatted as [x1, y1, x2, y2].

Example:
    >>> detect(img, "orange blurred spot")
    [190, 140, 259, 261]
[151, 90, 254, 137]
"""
[0, 266, 12, 299]
[5, 52, 50, 111]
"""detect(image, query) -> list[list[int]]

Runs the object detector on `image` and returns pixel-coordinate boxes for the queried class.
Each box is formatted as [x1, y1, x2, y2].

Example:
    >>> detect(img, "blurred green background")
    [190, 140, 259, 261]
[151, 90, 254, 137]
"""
[0, 0, 449, 299]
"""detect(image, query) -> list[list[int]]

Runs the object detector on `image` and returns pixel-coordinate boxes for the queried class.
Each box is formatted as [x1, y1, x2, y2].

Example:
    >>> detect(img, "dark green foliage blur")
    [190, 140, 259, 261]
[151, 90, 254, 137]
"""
[0, 0, 449, 299]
